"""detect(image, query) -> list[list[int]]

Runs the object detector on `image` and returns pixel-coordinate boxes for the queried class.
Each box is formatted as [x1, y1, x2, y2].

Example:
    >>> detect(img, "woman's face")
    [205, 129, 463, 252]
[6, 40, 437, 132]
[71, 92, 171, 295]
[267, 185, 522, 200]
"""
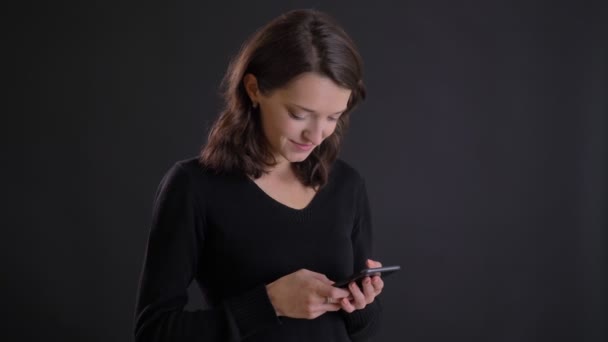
[245, 72, 352, 164]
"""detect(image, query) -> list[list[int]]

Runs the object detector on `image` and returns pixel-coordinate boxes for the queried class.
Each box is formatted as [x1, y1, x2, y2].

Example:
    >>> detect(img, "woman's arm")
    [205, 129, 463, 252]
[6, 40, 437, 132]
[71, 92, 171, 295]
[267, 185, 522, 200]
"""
[133, 163, 281, 342]
[340, 177, 383, 341]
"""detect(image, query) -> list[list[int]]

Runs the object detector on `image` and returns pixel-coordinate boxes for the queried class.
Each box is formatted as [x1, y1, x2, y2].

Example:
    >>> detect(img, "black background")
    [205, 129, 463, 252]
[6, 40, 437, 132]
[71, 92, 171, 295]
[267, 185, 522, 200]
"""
[6, 0, 606, 341]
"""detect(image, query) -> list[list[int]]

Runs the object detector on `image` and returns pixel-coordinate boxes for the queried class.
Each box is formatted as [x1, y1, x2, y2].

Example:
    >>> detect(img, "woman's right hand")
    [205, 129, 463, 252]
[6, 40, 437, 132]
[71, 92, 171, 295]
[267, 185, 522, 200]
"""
[265, 269, 351, 319]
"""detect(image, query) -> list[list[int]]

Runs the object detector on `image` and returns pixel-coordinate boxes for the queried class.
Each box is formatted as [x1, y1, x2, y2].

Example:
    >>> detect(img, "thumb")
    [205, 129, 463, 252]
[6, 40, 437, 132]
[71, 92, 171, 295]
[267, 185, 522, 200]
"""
[367, 259, 382, 268]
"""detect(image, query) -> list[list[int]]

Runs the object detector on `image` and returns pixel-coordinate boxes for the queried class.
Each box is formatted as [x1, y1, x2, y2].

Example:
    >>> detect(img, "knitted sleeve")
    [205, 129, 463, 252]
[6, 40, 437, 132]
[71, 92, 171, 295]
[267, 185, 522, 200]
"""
[341, 176, 383, 341]
[133, 163, 281, 342]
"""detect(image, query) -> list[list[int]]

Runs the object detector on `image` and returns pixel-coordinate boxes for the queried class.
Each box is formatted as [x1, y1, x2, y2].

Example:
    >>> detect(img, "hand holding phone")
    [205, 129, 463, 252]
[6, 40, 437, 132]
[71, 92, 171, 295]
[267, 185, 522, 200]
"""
[333, 265, 400, 288]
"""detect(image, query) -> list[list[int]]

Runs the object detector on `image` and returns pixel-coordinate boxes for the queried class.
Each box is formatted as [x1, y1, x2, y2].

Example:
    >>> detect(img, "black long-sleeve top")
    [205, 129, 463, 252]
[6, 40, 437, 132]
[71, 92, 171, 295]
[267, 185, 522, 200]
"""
[134, 157, 382, 341]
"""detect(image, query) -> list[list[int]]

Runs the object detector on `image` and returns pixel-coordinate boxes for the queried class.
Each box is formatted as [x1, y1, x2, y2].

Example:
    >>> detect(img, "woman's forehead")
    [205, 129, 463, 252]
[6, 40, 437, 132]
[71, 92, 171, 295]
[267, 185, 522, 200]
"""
[276, 73, 351, 113]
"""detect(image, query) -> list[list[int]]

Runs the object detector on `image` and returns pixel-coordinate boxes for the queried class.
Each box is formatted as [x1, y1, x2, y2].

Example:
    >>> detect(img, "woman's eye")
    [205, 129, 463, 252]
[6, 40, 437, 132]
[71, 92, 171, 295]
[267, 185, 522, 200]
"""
[328, 116, 339, 122]
[288, 112, 305, 120]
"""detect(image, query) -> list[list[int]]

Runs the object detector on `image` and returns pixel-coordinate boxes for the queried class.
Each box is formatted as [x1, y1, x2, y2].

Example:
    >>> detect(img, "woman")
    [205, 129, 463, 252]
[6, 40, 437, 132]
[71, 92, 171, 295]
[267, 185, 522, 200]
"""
[134, 9, 385, 341]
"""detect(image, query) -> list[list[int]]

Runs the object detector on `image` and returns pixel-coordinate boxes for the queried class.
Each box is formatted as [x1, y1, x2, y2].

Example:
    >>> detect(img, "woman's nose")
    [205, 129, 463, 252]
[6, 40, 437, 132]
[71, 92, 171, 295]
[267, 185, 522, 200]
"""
[304, 120, 325, 145]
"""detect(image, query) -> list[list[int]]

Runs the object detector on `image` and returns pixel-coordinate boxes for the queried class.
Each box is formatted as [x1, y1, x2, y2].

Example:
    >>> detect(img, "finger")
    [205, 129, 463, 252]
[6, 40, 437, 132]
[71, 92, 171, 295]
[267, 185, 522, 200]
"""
[309, 302, 341, 319]
[318, 283, 350, 299]
[340, 297, 355, 313]
[372, 276, 384, 294]
[314, 289, 350, 310]
[348, 281, 367, 309]
[361, 277, 376, 303]
[329, 286, 351, 299]
[318, 303, 342, 312]
[321, 296, 340, 305]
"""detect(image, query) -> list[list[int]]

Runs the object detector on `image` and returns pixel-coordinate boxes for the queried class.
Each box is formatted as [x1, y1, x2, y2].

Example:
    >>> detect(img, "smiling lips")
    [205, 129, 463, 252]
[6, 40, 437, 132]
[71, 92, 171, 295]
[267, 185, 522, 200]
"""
[290, 140, 315, 152]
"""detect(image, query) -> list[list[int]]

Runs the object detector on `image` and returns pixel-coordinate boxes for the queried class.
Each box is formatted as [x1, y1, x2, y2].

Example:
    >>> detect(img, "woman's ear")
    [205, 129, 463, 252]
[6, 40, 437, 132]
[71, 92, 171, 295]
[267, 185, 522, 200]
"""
[243, 73, 260, 104]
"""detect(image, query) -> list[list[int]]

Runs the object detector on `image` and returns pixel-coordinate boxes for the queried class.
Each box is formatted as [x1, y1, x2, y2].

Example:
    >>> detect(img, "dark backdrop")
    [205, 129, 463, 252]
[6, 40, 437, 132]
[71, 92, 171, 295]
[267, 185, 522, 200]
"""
[7, 0, 606, 341]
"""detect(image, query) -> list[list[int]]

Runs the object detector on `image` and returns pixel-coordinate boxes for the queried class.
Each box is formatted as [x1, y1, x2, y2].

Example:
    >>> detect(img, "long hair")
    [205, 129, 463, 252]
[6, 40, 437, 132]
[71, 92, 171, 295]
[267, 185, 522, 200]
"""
[200, 9, 366, 188]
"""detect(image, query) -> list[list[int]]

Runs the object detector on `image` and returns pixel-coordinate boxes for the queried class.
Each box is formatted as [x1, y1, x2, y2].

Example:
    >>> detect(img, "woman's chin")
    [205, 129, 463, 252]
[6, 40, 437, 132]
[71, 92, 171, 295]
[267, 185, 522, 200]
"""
[283, 151, 312, 163]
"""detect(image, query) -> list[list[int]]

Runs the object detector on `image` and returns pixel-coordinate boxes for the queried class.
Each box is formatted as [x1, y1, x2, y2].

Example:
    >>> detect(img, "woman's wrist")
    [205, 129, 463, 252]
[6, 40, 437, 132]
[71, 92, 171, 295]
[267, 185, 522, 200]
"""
[265, 282, 283, 317]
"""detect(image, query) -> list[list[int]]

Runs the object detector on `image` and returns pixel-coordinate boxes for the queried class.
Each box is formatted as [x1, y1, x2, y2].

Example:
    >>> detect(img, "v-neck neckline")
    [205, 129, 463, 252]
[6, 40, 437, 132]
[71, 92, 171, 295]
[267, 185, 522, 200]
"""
[243, 174, 323, 213]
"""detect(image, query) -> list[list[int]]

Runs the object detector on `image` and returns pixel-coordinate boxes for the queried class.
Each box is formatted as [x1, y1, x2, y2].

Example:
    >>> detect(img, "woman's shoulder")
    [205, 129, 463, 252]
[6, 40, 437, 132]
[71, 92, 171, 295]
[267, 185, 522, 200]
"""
[331, 158, 366, 185]
[162, 156, 239, 186]
[154, 156, 247, 204]
[172, 156, 210, 175]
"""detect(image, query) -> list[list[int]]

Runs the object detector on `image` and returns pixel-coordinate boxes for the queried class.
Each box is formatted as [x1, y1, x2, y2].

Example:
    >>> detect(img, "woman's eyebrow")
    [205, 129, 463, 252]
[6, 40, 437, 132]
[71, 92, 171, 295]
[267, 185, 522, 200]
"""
[289, 103, 346, 115]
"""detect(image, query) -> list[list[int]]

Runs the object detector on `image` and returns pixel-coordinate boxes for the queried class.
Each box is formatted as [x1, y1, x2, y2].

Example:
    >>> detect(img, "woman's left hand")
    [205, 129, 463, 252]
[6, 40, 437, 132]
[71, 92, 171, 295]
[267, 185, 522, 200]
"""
[339, 259, 384, 313]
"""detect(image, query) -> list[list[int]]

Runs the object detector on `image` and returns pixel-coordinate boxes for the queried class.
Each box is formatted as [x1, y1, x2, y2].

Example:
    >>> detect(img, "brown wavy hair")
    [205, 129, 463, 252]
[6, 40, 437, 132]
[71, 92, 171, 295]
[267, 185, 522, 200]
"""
[199, 9, 366, 188]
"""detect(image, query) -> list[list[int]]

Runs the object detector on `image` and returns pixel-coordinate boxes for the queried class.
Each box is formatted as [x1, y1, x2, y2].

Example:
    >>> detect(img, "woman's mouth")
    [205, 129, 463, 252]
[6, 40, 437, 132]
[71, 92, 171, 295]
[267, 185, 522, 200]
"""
[290, 140, 314, 152]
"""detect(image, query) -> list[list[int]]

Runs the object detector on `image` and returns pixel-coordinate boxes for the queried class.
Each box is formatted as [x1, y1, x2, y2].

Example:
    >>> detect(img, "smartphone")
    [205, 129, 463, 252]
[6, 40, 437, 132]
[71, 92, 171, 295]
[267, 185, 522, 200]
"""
[334, 265, 401, 288]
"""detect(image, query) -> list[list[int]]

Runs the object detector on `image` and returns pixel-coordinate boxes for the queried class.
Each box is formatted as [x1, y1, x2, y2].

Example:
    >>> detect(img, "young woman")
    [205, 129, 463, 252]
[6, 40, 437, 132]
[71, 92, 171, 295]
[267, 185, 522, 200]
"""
[134, 9, 385, 341]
